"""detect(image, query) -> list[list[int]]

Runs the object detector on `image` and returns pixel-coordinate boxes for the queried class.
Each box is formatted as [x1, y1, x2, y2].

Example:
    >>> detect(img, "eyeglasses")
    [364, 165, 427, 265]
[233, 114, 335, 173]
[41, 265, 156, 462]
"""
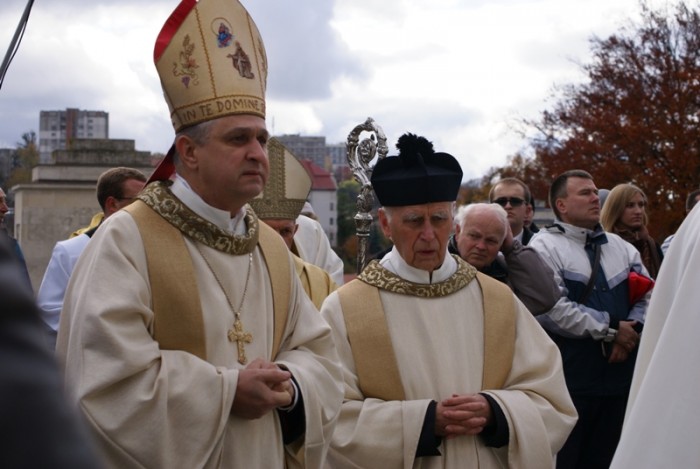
[493, 197, 525, 207]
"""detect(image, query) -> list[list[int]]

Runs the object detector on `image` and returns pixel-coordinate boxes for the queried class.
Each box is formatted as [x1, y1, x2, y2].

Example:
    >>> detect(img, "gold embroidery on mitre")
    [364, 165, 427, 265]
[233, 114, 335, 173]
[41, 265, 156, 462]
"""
[249, 138, 312, 220]
[155, 0, 267, 132]
[357, 255, 477, 297]
[172, 34, 200, 89]
[137, 181, 259, 255]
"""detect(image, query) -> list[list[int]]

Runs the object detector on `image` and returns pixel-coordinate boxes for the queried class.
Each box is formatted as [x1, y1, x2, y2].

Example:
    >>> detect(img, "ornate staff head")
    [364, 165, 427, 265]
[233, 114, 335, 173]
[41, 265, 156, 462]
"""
[345, 117, 388, 274]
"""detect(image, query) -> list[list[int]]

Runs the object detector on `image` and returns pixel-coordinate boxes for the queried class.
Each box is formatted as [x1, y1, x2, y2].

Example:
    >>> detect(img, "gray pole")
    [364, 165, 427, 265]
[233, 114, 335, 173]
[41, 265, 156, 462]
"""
[0, 0, 35, 90]
[345, 117, 388, 274]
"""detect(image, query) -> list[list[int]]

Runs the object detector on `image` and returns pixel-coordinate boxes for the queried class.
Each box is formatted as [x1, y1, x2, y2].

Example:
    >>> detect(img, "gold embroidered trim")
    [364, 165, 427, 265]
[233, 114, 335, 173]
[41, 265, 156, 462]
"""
[137, 181, 259, 255]
[357, 254, 477, 297]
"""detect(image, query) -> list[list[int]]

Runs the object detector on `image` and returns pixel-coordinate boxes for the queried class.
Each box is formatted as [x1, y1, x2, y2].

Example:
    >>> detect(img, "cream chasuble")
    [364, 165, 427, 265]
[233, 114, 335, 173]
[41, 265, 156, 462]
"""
[56, 180, 343, 469]
[321, 247, 577, 469]
[611, 206, 700, 469]
[293, 253, 337, 310]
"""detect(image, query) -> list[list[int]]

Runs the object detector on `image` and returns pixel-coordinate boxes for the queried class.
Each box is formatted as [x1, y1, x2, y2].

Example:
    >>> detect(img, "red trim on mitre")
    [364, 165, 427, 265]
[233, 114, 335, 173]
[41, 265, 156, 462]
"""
[154, 0, 197, 62]
[148, 144, 177, 183]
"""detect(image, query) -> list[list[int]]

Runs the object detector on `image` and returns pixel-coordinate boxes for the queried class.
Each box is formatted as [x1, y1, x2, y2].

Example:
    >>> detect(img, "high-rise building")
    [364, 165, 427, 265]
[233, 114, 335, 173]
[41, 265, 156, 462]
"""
[39, 108, 109, 163]
[275, 134, 328, 170]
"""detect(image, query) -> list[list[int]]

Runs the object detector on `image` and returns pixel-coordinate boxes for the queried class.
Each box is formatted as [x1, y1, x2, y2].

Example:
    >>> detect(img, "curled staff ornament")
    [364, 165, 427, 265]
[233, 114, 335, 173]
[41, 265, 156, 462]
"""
[346, 117, 388, 274]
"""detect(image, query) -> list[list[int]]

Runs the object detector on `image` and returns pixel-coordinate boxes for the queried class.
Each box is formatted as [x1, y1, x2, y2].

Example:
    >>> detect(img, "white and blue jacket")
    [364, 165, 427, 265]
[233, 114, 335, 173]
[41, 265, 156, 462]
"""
[529, 222, 650, 396]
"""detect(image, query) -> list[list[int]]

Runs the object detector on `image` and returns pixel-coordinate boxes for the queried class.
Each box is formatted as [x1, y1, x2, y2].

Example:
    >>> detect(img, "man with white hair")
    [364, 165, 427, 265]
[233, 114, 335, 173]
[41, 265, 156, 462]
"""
[450, 203, 559, 315]
[322, 133, 576, 468]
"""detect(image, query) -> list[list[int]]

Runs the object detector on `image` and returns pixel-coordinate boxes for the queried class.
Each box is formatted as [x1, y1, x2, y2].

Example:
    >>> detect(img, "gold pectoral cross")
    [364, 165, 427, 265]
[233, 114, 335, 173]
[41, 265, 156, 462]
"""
[228, 318, 253, 364]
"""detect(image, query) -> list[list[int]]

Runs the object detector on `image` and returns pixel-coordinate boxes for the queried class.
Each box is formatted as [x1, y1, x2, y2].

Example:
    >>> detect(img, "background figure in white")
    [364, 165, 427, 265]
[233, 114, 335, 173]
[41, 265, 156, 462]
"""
[294, 214, 344, 285]
[610, 204, 700, 468]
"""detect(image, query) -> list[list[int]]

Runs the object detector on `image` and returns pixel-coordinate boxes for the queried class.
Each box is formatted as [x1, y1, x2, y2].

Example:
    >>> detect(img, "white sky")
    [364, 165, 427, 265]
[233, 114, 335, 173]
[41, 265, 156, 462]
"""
[0, 0, 672, 180]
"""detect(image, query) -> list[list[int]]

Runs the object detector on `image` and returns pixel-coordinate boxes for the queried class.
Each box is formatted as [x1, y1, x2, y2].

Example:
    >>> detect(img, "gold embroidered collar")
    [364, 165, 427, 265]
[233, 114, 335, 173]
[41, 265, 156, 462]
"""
[137, 181, 259, 255]
[358, 254, 477, 298]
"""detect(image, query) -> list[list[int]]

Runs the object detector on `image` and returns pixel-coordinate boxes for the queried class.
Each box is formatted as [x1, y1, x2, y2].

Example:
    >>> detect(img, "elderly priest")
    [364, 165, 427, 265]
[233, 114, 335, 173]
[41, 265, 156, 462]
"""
[321, 133, 577, 468]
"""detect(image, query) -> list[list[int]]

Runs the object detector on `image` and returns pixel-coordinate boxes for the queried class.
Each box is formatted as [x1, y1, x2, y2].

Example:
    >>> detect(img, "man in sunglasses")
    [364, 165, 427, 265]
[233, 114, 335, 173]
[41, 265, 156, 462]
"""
[489, 178, 535, 245]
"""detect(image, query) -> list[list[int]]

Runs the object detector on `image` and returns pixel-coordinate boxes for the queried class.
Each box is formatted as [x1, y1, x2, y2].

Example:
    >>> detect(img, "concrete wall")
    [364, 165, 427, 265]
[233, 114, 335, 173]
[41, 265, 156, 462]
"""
[12, 138, 154, 291]
[14, 184, 101, 290]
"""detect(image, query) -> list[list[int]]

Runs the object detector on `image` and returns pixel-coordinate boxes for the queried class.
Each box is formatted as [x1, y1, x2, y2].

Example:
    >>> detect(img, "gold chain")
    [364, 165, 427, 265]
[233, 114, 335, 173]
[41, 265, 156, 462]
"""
[195, 243, 253, 364]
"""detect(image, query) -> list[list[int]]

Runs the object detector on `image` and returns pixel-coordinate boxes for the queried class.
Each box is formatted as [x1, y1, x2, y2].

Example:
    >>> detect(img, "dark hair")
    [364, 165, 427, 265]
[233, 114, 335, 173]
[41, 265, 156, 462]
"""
[96, 167, 147, 210]
[549, 169, 593, 220]
[686, 189, 700, 212]
[488, 177, 531, 205]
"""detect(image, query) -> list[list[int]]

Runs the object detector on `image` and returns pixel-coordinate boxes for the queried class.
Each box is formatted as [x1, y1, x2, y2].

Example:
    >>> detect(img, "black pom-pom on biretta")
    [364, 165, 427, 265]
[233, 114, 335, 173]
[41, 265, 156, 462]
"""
[371, 132, 463, 207]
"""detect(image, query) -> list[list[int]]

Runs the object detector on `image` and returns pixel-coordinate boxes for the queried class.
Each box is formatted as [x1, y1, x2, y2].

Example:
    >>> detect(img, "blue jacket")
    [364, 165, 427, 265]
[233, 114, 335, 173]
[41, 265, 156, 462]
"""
[529, 222, 649, 396]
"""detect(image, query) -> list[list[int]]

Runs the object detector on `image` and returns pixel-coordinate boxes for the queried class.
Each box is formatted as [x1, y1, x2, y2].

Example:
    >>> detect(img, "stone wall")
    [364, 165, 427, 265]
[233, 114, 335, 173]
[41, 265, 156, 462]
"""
[12, 138, 154, 290]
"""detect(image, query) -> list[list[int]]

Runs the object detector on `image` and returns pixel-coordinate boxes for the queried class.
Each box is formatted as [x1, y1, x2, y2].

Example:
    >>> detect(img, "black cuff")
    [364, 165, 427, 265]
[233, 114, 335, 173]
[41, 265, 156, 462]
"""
[277, 377, 306, 445]
[479, 393, 509, 448]
[609, 317, 620, 329]
[416, 400, 442, 457]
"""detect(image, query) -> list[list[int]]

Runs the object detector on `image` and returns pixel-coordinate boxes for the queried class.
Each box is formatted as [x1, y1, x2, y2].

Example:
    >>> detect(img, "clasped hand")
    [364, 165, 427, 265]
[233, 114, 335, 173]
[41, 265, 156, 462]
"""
[231, 358, 295, 419]
[608, 320, 640, 363]
[435, 393, 492, 439]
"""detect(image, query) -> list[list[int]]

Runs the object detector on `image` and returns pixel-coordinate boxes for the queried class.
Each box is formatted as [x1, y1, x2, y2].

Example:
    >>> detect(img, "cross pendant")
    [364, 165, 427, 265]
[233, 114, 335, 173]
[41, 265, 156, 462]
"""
[228, 318, 253, 365]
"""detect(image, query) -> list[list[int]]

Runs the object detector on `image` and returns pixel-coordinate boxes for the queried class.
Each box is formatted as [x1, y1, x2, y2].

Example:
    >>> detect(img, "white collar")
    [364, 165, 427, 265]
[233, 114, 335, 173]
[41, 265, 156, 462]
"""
[171, 175, 247, 235]
[513, 229, 524, 243]
[379, 246, 457, 284]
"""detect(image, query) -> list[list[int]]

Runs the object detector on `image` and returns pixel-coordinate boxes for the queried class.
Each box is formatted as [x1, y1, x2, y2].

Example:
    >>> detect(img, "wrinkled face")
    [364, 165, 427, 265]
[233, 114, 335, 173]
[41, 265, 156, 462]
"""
[180, 114, 269, 214]
[620, 191, 646, 230]
[456, 210, 506, 270]
[557, 177, 600, 230]
[378, 202, 453, 272]
[262, 218, 297, 250]
[491, 183, 528, 235]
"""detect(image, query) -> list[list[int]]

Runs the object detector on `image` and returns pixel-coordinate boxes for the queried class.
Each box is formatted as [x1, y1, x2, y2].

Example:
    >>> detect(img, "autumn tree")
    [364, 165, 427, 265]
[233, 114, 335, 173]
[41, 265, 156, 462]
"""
[517, 2, 700, 240]
[457, 178, 491, 206]
[5, 131, 38, 190]
[336, 178, 392, 273]
[481, 152, 550, 204]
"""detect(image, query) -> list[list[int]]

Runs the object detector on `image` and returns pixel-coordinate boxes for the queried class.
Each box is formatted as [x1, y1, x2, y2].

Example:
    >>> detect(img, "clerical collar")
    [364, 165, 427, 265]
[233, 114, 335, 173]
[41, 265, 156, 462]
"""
[379, 246, 458, 284]
[171, 175, 247, 235]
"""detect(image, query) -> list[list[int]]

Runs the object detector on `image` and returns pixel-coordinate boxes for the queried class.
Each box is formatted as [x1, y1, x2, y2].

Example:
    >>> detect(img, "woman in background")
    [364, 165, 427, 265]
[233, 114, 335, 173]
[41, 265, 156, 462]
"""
[601, 183, 663, 278]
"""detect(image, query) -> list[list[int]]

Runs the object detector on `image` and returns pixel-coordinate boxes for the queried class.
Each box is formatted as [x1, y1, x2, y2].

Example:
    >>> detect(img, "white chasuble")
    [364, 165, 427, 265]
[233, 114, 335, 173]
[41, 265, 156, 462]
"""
[321, 248, 577, 469]
[611, 206, 700, 469]
[57, 181, 342, 468]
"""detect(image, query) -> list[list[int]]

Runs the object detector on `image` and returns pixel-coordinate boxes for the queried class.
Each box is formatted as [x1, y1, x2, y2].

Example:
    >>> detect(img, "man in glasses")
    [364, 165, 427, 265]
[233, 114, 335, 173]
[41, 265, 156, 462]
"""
[489, 178, 535, 245]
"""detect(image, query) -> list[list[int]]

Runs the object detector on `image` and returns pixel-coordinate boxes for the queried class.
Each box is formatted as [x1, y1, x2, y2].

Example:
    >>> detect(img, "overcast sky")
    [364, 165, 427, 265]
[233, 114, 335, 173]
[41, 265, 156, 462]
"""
[0, 0, 670, 180]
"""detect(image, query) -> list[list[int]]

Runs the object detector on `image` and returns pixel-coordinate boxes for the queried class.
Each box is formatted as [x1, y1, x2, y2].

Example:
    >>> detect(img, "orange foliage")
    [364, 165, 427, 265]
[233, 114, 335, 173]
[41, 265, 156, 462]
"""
[495, 3, 700, 241]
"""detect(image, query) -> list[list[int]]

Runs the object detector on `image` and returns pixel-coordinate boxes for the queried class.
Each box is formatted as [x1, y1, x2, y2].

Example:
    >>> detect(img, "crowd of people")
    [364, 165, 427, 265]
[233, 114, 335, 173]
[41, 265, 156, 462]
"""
[2, 0, 698, 468]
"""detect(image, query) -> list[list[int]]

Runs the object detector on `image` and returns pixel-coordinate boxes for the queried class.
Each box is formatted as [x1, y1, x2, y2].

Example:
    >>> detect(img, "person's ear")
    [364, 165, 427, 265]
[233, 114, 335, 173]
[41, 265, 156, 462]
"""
[378, 209, 392, 239]
[555, 198, 567, 216]
[104, 196, 120, 216]
[175, 135, 198, 171]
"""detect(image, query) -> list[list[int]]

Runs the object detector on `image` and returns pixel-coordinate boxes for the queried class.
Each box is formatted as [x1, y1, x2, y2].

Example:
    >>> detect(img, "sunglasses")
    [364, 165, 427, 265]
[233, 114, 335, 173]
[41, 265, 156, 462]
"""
[493, 197, 525, 207]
